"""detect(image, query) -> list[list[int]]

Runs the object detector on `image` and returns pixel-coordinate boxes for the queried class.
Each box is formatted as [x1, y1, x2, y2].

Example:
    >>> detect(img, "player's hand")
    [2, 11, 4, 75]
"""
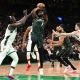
[47, 39, 53, 43]
[52, 30, 56, 34]
[23, 9, 27, 16]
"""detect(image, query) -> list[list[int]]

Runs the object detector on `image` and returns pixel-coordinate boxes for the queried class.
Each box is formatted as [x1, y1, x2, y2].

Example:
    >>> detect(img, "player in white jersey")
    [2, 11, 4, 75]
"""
[0, 9, 33, 79]
[22, 24, 40, 71]
[53, 23, 80, 41]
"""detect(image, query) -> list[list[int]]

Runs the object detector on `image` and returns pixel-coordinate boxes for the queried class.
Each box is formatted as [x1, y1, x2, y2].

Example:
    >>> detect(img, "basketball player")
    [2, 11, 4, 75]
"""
[30, 7, 48, 75]
[51, 26, 62, 67]
[22, 23, 40, 71]
[49, 24, 78, 74]
[53, 23, 80, 41]
[0, 9, 33, 79]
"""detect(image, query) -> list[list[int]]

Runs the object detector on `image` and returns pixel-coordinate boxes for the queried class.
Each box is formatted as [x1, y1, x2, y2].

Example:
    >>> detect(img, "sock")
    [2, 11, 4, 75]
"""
[63, 58, 76, 70]
[9, 66, 15, 76]
[27, 59, 31, 65]
[56, 56, 68, 66]
[37, 60, 40, 67]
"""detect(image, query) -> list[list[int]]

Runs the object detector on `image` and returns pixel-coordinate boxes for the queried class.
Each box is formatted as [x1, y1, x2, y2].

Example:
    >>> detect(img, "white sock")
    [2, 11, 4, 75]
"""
[9, 68, 14, 76]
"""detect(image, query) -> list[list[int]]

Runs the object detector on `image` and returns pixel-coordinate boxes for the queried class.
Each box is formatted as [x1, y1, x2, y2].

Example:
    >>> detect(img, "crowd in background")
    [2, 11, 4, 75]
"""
[0, 0, 80, 63]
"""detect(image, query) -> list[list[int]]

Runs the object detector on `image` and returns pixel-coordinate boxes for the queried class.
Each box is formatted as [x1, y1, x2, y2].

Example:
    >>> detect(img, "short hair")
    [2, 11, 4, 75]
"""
[59, 24, 65, 29]
[7, 16, 13, 24]
[76, 23, 80, 28]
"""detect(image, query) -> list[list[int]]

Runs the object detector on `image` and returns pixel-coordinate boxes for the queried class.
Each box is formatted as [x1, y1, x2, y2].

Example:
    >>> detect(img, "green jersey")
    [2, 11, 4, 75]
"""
[32, 17, 45, 47]
[63, 36, 72, 49]
[53, 35, 62, 51]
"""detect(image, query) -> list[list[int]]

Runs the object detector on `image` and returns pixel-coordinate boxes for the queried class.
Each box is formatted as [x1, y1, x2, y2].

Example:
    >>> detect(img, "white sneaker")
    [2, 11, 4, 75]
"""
[64, 65, 71, 73]
[39, 68, 44, 75]
[31, 52, 36, 59]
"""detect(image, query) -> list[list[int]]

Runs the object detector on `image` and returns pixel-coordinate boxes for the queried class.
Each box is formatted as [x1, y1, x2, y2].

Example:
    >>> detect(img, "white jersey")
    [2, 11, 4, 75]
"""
[28, 26, 33, 40]
[72, 30, 80, 41]
[2, 24, 17, 45]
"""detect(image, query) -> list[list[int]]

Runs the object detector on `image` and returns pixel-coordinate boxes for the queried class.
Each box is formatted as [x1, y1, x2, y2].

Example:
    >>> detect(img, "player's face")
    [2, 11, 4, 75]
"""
[58, 26, 62, 32]
[56, 26, 60, 32]
[75, 24, 79, 31]
[38, 11, 44, 17]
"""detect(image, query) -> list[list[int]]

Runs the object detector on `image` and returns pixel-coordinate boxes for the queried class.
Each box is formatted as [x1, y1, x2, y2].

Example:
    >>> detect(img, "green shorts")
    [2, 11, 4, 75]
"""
[57, 47, 71, 57]
[31, 33, 43, 48]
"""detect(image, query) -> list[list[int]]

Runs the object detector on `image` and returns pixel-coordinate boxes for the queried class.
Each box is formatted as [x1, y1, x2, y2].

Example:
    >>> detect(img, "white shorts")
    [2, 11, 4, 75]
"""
[1, 40, 16, 56]
[27, 40, 38, 52]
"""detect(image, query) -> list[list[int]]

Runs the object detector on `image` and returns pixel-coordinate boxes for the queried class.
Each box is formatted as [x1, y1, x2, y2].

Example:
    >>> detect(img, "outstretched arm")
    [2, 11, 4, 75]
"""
[8, 9, 33, 30]
[32, 7, 40, 19]
[53, 30, 77, 36]
[59, 31, 77, 36]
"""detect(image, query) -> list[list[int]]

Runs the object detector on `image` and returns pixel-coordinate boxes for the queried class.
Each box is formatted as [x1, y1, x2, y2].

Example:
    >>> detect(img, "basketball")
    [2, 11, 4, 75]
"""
[37, 3, 45, 10]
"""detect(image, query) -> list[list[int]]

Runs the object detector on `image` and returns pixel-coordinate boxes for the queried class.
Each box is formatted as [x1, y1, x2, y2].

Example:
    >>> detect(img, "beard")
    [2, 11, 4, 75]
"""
[59, 30, 62, 33]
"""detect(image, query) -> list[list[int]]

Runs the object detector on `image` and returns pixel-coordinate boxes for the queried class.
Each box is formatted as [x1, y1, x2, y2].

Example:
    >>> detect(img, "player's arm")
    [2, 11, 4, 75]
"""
[22, 27, 30, 44]
[44, 14, 48, 24]
[53, 30, 77, 37]
[9, 13, 32, 30]
[32, 7, 40, 19]
[8, 9, 34, 30]
[52, 36, 65, 46]
[59, 31, 77, 36]
[43, 8, 48, 24]
[16, 9, 28, 23]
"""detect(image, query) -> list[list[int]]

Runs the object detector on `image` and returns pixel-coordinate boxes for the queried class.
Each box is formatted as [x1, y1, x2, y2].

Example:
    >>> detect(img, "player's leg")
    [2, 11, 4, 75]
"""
[56, 50, 62, 67]
[38, 47, 44, 75]
[34, 45, 40, 71]
[26, 40, 32, 71]
[6, 46, 19, 79]
[0, 42, 8, 65]
[30, 44, 37, 60]
[62, 48, 78, 73]
[50, 50, 56, 67]
[26, 35, 38, 71]
[56, 49, 68, 66]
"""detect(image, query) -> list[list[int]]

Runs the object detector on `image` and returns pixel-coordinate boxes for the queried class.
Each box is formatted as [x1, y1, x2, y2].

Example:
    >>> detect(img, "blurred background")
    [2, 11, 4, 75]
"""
[0, 0, 80, 64]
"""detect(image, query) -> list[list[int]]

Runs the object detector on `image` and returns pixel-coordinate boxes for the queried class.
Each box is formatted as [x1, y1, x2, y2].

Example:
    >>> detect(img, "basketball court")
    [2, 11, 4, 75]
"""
[0, 61, 80, 80]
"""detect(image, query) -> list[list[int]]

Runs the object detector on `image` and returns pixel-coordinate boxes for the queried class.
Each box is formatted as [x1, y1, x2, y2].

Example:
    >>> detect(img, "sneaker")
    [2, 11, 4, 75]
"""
[26, 64, 32, 71]
[38, 66, 40, 71]
[39, 68, 44, 75]
[64, 65, 71, 73]
[31, 52, 36, 59]
[69, 70, 79, 74]
[6, 75, 15, 79]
